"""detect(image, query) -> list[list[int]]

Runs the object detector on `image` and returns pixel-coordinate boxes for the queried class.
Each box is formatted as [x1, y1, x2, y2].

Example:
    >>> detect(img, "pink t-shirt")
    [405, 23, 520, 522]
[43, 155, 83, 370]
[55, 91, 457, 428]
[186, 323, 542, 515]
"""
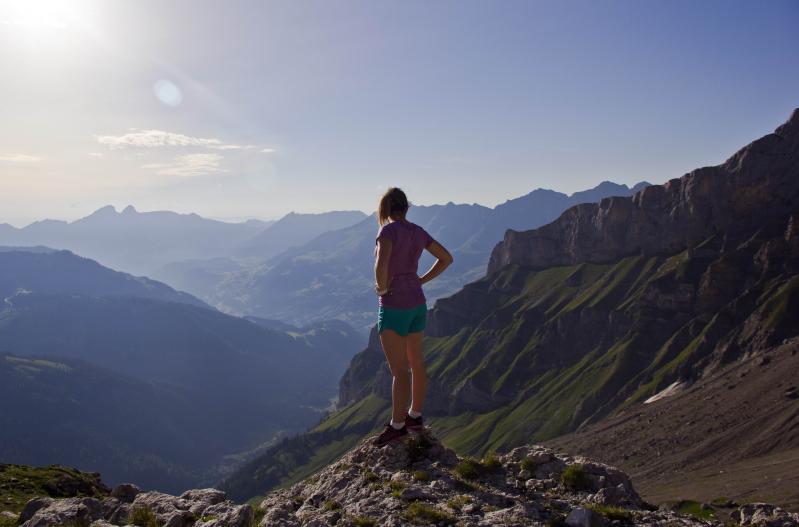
[375, 219, 434, 309]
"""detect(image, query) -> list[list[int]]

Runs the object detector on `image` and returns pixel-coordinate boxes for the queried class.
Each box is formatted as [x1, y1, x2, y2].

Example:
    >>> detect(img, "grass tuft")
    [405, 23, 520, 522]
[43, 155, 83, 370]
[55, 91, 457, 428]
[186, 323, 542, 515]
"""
[561, 464, 590, 491]
[412, 470, 430, 482]
[454, 458, 481, 480]
[481, 452, 502, 472]
[446, 495, 472, 511]
[127, 505, 161, 527]
[671, 500, 716, 520]
[404, 502, 455, 525]
[322, 500, 342, 511]
[389, 480, 406, 498]
[519, 457, 538, 472]
[587, 504, 633, 520]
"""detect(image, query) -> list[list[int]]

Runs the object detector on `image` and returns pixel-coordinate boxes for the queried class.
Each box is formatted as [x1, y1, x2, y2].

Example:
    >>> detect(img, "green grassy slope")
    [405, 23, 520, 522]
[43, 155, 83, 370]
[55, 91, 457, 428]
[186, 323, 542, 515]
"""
[0, 463, 109, 516]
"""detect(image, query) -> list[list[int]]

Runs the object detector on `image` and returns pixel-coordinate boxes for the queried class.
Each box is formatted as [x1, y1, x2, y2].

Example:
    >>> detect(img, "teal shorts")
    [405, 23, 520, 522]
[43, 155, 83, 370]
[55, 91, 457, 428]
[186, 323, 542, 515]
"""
[377, 303, 427, 336]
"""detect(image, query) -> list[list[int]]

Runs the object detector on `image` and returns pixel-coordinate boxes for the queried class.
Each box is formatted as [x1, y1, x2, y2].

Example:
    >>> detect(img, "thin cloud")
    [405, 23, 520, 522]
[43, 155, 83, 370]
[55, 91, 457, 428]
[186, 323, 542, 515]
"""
[87, 152, 104, 158]
[261, 147, 277, 154]
[142, 153, 226, 177]
[0, 154, 42, 163]
[95, 129, 248, 151]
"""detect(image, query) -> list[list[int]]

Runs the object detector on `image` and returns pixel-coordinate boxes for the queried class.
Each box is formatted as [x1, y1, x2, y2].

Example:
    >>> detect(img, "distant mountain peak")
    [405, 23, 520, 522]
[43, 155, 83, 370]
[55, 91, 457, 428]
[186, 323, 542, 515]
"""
[572, 179, 630, 195]
[121, 205, 137, 215]
[91, 205, 117, 216]
[776, 107, 799, 136]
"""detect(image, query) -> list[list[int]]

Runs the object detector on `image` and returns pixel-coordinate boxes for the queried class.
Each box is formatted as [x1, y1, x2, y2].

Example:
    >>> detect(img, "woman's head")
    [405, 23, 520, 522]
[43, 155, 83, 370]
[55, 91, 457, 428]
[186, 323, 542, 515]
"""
[377, 187, 409, 225]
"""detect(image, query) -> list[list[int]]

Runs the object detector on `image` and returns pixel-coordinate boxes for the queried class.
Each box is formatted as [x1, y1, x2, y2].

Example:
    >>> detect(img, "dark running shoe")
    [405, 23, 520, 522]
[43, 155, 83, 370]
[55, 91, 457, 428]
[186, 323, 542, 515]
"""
[405, 414, 424, 431]
[373, 423, 408, 447]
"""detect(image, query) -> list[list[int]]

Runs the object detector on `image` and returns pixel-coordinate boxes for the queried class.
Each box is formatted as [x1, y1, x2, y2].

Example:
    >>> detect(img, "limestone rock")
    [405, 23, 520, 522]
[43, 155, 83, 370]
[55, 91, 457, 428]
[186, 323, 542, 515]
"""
[566, 507, 605, 527]
[255, 431, 721, 527]
[193, 502, 253, 527]
[19, 497, 103, 527]
[110, 483, 140, 503]
[733, 503, 799, 526]
[17, 431, 799, 527]
[18, 497, 53, 524]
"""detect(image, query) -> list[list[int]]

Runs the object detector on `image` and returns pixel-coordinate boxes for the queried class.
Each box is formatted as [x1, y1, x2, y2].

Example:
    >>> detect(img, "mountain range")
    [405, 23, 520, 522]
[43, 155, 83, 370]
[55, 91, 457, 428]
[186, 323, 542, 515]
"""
[200, 181, 650, 331]
[0, 207, 366, 278]
[0, 182, 650, 335]
[220, 109, 799, 508]
[0, 248, 363, 493]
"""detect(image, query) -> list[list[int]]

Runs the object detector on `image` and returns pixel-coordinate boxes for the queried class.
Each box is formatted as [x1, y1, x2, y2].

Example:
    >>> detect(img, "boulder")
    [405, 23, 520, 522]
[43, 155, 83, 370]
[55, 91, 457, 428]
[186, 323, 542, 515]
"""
[399, 486, 434, 501]
[131, 491, 193, 527]
[110, 483, 141, 503]
[179, 488, 226, 505]
[733, 503, 799, 526]
[20, 497, 103, 527]
[566, 507, 605, 527]
[194, 502, 253, 527]
[18, 498, 53, 523]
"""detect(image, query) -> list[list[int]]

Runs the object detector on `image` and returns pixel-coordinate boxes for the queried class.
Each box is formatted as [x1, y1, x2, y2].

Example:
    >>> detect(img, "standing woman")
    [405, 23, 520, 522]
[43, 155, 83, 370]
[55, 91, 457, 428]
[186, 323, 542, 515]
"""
[372, 187, 453, 446]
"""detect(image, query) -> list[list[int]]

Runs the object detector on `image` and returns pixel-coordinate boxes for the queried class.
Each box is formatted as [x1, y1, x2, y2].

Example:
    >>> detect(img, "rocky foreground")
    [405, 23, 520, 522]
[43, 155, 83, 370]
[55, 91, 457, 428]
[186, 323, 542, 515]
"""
[7, 431, 799, 526]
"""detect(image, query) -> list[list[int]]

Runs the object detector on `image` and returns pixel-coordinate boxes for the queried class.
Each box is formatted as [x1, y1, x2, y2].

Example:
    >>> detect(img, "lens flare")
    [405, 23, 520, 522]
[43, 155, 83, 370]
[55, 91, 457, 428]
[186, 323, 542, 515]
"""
[153, 79, 183, 107]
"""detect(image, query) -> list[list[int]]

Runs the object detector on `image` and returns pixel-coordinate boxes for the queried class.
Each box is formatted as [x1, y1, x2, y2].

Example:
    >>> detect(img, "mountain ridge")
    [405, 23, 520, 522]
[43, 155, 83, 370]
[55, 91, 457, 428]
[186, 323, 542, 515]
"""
[207, 180, 650, 330]
[0, 248, 208, 308]
[488, 109, 799, 273]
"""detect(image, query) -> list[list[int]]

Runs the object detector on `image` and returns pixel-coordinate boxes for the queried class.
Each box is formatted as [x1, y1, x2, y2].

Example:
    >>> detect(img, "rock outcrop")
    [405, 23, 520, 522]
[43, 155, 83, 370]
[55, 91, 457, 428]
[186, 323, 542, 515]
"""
[488, 108, 799, 274]
[256, 430, 778, 526]
[7, 431, 799, 525]
[15, 483, 252, 527]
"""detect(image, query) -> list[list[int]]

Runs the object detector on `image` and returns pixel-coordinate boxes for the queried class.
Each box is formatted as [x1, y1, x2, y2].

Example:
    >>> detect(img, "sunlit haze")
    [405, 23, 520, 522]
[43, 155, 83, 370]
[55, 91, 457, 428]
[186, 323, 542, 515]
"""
[1, 0, 797, 226]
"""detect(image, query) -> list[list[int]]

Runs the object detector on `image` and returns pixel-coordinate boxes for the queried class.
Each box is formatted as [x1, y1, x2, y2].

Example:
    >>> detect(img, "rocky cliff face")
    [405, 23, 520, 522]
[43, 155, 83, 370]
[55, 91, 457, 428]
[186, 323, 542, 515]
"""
[488, 109, 799, 274]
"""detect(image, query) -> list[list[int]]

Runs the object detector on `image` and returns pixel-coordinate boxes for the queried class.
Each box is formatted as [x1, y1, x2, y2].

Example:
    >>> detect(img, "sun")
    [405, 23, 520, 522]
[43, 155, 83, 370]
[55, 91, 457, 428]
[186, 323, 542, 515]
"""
[1, 0, 89, 31]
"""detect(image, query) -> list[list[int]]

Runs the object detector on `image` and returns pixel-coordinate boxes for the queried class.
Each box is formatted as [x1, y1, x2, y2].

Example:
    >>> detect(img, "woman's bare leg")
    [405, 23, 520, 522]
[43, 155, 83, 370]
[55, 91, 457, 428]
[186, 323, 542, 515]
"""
[379, 329, 410, 424]
[405, 331, 426, 413]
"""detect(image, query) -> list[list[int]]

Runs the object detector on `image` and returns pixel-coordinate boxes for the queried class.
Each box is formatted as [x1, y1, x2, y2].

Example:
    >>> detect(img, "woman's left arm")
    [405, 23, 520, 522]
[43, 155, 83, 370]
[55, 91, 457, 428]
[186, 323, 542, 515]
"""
[374, 238, 392, 295]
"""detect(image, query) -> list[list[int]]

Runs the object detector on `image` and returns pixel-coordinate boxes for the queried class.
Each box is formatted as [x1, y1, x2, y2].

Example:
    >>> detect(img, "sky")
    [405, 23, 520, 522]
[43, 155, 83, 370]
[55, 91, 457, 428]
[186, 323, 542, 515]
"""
[0, 0, 797, 226]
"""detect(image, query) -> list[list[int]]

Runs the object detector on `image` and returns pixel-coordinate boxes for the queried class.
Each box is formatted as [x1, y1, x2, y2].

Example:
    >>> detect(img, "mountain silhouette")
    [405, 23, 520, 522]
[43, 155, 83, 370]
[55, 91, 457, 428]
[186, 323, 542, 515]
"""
[0, 248, 207, 308]
[206, 181, 649, 331]
[0, 206, 272, 276]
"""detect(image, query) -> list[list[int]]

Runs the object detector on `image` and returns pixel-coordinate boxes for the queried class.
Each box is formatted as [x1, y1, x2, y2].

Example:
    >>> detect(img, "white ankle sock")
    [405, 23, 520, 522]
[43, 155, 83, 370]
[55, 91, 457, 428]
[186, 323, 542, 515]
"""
[408, 410, 422, 419]
[390, 420, 404, 430]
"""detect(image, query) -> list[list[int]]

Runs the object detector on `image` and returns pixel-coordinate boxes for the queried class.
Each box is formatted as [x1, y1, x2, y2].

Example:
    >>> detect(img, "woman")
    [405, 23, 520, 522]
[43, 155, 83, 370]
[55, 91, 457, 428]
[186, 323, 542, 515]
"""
[372, 187, 453, 447]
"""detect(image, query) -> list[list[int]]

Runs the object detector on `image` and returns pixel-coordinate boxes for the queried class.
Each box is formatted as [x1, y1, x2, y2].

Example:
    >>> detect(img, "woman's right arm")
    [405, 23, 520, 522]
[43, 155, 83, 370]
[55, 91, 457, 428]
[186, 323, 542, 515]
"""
[419, 240, 453, 285]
